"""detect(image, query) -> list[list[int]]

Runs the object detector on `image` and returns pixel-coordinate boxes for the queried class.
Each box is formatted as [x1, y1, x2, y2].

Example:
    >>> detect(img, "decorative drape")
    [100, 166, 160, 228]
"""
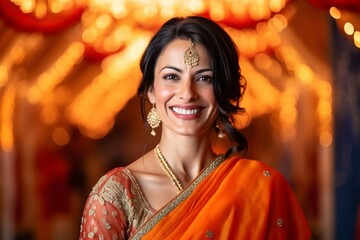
[0, 1, 83, 33]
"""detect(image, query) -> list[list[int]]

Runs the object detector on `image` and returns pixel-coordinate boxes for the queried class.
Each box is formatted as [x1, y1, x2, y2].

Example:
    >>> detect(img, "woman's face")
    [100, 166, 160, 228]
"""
[148, 39, 218, 137]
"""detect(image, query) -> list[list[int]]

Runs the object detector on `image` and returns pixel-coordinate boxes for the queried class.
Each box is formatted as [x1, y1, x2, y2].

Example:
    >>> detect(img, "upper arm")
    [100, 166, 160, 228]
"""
[80, 193, 127, 240]
[79, 171, 131, 240]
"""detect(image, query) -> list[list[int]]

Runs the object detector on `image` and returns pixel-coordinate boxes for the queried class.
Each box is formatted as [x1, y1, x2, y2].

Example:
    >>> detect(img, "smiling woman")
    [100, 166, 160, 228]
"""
[79, 16, 312, 240]
[148, 38, 217, 137]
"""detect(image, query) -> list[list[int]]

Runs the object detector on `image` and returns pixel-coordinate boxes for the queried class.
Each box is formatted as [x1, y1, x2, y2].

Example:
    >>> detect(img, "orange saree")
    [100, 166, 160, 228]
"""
[131, 156, 311, 240]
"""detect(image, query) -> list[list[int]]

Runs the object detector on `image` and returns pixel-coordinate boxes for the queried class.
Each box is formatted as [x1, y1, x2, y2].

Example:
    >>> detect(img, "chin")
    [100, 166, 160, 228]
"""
[175, 129, 211, 137]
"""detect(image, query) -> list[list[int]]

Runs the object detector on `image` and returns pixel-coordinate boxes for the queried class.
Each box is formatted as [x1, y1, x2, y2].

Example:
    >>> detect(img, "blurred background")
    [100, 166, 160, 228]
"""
[0, 0, 359, 239]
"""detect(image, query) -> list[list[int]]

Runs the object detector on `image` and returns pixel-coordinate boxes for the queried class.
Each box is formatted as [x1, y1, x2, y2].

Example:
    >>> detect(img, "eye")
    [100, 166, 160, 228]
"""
[197, 75, 213, 83]
[163, 74, 179, 80]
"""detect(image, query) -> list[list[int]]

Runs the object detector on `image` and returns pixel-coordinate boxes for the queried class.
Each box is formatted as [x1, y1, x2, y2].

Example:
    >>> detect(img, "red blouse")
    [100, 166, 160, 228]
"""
[79, 167, 156, 239]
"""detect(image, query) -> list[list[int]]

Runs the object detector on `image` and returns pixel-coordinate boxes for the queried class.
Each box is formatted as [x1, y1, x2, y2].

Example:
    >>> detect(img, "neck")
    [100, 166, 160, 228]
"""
[157, 131, 217, 181]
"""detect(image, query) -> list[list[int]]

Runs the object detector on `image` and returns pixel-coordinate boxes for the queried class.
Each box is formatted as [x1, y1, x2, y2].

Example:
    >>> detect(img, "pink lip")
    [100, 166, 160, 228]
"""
[169, 105, 204, 120]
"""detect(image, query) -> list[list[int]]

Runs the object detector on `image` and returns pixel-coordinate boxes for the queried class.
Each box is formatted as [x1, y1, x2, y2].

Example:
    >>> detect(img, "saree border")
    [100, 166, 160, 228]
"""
[130, 154, 225, 240]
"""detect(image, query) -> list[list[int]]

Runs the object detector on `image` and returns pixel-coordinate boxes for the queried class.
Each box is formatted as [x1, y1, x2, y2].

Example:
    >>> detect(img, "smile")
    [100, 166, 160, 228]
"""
[171, 107, 201, 115]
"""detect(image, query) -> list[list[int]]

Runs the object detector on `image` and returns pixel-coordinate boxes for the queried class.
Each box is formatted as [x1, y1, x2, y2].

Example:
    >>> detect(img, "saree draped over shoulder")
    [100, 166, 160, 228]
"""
[132, 156, 312, 240]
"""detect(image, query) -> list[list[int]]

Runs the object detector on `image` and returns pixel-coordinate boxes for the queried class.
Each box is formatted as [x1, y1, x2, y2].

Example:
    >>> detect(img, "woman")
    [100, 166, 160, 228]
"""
[79, 16, 311, 239]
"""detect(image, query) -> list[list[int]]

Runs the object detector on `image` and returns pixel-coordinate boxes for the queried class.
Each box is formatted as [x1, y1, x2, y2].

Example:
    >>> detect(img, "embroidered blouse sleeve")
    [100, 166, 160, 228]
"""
[79, 169, 132, 240]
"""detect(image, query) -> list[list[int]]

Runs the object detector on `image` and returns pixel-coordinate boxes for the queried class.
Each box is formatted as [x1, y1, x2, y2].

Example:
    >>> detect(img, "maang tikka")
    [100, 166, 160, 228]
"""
[183, 39, 199, 68]
[147, 103, 161, 136]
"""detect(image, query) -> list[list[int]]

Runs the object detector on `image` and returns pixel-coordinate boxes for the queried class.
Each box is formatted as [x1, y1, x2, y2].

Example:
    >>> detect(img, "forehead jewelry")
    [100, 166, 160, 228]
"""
[183, 39, 199, 68]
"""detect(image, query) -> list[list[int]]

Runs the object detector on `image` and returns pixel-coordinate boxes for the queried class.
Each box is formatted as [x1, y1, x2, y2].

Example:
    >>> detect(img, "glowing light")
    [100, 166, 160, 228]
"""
[316, 81, 332, 98]
[254, 53, 272, 70]
[296, 64, 314, 84]
[329, 7, 359, 48]
[280, 105, 297, 126]
[51, 2, 64, 13]
[319, 131, 332, 147]
[250, 4, 270, 21]
[0, 65, 9, 87]
[188, 0, 205, 13]
[68, 35, 149, 138]
[329, 7, 341, 19]
[143, 5, 158, 18]
[269, 0, 286, 12]
[267, 34, 282, 48]
[27, 41, 84, 105]
[267, 60, 282, 78]
[10, 46, 25, 64]
[5, 0, 293, 141]
[35, 1, 47, 18]
[27, 86, 42, 104]
[268, 14, 288, 32]
[0, 85, 15, 152]
[15, 0, 35, 13]
[344, 22, 354, 35]
[52, 127, 70, 146]
[317, 99, 332, 121]
[41, 106, 59, 124]
[209, 1, 225, 21]
[95, 14, 112, 29]
[354, 31, 360, 48]
[10, 0, 78, 16]
[82, 27, 98, 43]
[280, 87, 299, 105]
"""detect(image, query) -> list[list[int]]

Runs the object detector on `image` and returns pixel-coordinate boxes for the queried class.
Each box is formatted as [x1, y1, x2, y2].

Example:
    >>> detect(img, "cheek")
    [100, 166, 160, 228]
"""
[154, 85, 174, 103]
[201, 89, 217, 106]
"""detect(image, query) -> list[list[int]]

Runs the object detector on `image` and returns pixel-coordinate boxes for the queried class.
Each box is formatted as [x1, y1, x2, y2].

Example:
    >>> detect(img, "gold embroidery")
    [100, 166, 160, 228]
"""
[89, 208, 94, 216]
[263, 170, 271, 177]
[102, 209, 108, 215]
[104, 222, 111, 230]
[88, 231, 94, 238]
[85, 169, 155, 239]
[206, 230, 214, 239]
[100, 178, 141, 231]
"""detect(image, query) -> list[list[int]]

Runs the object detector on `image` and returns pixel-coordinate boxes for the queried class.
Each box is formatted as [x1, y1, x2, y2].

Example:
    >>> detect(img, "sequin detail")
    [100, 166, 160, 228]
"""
[79, 168, 156, 239]
[206, 230, 214, 239]
[263, 170, 271, 177]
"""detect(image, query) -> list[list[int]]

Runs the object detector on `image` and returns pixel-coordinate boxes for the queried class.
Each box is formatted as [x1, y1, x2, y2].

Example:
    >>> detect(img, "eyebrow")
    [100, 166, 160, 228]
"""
[159, 66, 213, 74]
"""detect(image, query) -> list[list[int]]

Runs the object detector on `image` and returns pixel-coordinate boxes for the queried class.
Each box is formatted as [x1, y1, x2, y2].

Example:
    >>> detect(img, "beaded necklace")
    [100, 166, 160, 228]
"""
[154, 144, 183, 192]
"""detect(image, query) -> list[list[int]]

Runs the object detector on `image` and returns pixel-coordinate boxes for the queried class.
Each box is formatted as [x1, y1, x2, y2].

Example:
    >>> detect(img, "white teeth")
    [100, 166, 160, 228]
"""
[172, 107, 200, 115]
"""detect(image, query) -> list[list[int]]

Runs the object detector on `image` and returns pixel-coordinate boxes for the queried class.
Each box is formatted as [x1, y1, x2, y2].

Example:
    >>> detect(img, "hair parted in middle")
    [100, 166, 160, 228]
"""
[137, 16, 248, 156]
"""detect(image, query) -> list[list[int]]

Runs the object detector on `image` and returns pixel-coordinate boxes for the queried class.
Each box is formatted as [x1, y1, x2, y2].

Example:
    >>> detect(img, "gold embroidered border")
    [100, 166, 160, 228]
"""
[130, 154, 225, 240]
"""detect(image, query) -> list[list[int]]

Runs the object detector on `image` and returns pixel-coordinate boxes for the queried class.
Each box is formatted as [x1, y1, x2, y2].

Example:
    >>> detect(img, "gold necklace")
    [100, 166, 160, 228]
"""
[154, 144, 183, 192]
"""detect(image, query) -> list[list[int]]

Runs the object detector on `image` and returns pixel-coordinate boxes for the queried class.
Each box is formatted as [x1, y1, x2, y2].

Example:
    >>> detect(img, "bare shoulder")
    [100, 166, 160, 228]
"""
[126, 149, 163, 186]
[127, 150, 158, 174]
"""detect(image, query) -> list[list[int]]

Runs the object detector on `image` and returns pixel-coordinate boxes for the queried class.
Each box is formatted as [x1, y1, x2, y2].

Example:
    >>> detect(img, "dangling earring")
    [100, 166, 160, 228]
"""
[216, 123, 226, 139]
[147, 103, 161, 136]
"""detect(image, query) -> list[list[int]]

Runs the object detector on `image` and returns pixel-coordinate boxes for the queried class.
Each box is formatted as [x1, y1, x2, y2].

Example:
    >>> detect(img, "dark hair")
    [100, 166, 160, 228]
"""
[137, 16, 247, 157]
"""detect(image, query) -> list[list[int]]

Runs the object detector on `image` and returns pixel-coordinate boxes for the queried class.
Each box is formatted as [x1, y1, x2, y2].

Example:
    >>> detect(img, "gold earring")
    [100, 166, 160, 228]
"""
[216, 123, 226, 139]
[147, 104, 161, 136]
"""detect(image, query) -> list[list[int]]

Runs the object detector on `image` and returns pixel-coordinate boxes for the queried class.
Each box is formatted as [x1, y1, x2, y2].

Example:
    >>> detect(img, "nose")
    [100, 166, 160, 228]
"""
[178, 76, 198, 101]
